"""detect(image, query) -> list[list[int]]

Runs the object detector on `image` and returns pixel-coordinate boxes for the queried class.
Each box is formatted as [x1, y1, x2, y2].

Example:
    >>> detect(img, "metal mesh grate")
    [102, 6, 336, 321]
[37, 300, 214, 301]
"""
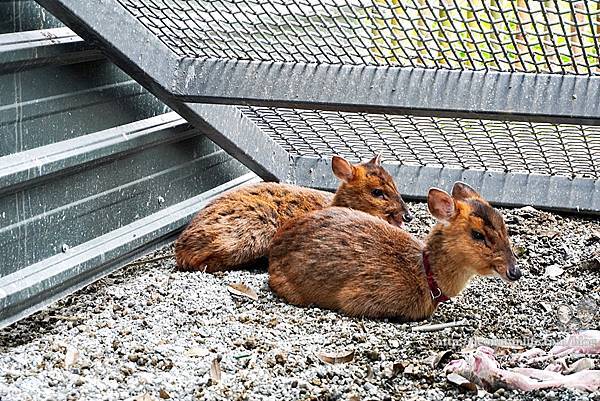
[240, 107, 600, 179]
[112, 0, 600, 180]
[118, 0, 600, 74]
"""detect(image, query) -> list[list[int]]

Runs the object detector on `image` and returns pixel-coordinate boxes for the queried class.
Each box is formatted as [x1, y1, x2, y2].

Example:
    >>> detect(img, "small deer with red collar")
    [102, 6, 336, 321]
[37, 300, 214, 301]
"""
[268, 182, 520, 321]
[176, 154, 412, 272]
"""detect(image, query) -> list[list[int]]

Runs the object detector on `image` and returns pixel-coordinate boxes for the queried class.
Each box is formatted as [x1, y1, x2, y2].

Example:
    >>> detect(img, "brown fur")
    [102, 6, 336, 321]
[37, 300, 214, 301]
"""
[175, 155, 411, 272]
[268, 182, 520, 321]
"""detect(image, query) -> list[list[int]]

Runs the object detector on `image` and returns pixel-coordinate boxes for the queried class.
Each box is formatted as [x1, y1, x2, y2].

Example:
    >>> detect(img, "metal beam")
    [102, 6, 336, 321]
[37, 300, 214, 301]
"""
[36, 0, 600, 126]
[0, 113, 195, 194]
[289, 156, 600, 215]
[0, 173, 260, 329]
[0, 27, 101, 73]
[174, 103, 290, 183]
[35, 0, 290, 182]
[174, 58, 600, 126]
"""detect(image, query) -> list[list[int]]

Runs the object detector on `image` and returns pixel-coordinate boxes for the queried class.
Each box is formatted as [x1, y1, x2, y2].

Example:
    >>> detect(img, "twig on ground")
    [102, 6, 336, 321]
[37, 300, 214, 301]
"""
[49, 315, 83, 322]
[412, 319, 470, 332]
[233, 353, 253, 360]
[359, 320, 368, 334]
[125, 254, 174, 268]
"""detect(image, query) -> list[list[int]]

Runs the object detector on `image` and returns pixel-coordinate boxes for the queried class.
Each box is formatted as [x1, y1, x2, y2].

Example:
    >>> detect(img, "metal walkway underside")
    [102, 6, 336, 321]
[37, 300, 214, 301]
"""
[35, 0, 600, 213]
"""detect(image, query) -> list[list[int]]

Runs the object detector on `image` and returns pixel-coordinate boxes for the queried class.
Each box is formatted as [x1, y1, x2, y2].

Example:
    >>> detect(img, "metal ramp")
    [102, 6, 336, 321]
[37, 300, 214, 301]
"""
[35, 0, 600, 213]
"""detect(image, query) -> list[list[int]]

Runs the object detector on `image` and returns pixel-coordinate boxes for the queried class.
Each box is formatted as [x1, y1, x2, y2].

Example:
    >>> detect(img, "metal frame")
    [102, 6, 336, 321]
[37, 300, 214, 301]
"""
[290, 156, 600, 215]
[174, 59, 600, 126]
[0, 27, 101, 73]
[34, 0, 600, 214]
[36, 0, 600, 127]
[28, 0, 600, 127]
[35, 0, 290, 182]
[0, 1, 269, 329]
[0, 113, 193, 194]
[0, 173, 260, 329]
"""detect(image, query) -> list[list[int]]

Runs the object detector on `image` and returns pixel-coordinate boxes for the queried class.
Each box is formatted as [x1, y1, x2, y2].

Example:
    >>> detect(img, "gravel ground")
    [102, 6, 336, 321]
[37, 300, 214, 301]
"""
[1, 203, 599, 401]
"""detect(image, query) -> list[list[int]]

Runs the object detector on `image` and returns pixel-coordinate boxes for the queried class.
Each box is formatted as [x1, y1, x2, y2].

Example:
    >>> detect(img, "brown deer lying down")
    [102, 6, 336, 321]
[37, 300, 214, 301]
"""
[269, 182, 520, 321]
[175, 154, 412, 272]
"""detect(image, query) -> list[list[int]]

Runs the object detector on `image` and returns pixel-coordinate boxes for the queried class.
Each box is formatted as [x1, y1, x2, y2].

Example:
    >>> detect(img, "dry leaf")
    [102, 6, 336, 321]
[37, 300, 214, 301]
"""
[540, 229, 558, 238]
[210, 358, 221, 383]
[403, 363, 419, 376]
[135, 394, 153, 401]
[64, 347, 79, 369]
[315, 350, 355, 365]
[392, 362, 405, 377]
[428, 350, 452, 368]
[447, 373, 478, 392]
[540, 302, 553, 313]
[227, 283, 258, 301]
[580, 257, 600, 272]
[185, 348, 209, 358]
[159, 389, 171, 399]
[513, 245, 527, 258]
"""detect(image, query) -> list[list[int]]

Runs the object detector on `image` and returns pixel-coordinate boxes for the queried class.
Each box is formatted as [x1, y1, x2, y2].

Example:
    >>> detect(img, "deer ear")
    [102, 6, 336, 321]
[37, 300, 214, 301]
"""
[428, 188, 456, 221]
[368, 153, 382, 165]
[451, 181, 480, 201]
[332, 156, 355, 182]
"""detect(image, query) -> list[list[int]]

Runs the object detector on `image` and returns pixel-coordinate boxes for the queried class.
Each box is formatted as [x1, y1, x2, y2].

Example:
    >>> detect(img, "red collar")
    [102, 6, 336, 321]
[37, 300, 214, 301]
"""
[422, 251, 450, 304]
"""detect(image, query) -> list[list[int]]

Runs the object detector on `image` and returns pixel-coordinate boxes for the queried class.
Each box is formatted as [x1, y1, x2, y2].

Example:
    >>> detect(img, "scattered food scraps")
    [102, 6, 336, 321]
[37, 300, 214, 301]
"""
[445, 331, 600, 392]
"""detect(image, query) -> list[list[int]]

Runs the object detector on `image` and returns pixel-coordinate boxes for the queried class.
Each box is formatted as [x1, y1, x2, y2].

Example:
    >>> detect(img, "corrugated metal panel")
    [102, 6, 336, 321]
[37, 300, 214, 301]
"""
[0, 1, 251, 327]
[0, 27, 101, 72]
[0, 173, 258, 328]
[0, 0, 62, 33]
[0, 60, 170, 155]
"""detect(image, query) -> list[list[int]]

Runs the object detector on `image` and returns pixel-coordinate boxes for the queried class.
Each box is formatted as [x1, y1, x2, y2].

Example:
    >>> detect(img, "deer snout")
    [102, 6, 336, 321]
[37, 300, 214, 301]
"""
[402, 210, 414, 223]
[506, 263, 521, 281]
[504, 248, 520, 281]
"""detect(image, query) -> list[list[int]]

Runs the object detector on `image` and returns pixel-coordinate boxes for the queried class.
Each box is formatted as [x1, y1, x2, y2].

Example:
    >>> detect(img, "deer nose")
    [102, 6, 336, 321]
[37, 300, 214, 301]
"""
[403, 211, 414, 223]
[506, 264, 522, 281]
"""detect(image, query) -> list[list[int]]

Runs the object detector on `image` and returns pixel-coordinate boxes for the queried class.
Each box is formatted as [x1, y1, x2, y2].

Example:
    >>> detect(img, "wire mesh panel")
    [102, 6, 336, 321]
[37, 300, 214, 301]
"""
[111, 0, 600, 181]
[117, 0, 600, 74]
[241, 107, 600, 179]
[37, 0, 600, 213]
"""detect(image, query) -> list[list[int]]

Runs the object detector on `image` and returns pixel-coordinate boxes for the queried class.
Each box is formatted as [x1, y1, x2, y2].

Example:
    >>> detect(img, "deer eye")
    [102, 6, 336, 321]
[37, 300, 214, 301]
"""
[471, 230, 485, 242]
[371, 188, 385, 199]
